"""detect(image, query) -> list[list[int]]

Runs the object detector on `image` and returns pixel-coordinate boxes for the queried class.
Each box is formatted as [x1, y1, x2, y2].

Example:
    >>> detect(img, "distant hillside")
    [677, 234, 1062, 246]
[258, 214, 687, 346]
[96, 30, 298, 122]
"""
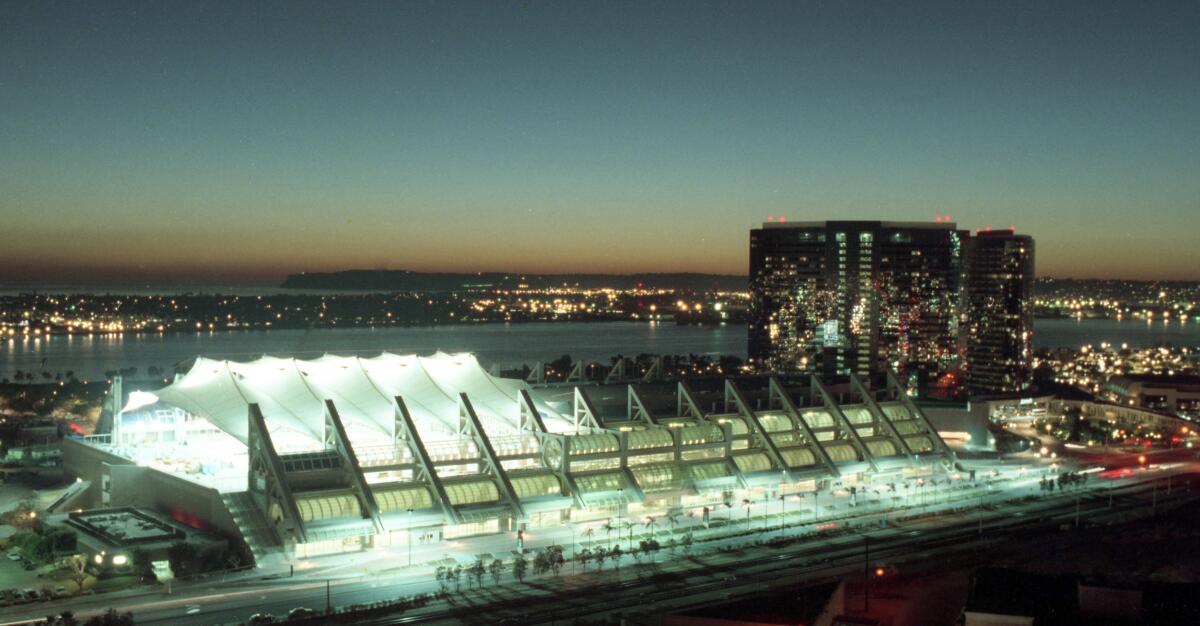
[281, 270, 747, 292]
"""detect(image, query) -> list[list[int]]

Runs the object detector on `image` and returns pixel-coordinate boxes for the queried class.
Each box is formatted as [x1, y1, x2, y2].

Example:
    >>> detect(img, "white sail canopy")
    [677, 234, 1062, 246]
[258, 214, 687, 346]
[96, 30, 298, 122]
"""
[128, 352, 570, 448]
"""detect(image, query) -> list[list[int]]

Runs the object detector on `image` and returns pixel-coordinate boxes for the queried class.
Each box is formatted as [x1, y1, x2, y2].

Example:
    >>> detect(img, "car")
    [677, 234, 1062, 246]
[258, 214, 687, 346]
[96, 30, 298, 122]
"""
[287, 608, 316, 619]
[247, 614, 275, 625]
[6, 552, 21, 561]
[22, 589, 38, 601]
[185, 605, 201, 615]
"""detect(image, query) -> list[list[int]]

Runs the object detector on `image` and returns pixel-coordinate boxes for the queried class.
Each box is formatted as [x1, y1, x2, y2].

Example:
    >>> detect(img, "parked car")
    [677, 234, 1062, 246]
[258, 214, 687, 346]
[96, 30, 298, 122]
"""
[287, 608, 316, 620]
[6, 552, 21, 561]
[247, 614, 276, 625]
[22, 589, 38, 601]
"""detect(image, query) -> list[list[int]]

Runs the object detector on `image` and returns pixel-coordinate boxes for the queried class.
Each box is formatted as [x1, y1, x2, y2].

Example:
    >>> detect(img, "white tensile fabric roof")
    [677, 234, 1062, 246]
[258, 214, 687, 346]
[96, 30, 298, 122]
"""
[131, 352, 572, 448]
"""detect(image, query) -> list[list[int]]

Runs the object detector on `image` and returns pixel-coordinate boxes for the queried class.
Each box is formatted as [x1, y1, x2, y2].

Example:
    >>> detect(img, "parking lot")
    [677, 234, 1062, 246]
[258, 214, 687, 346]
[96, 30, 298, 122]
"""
[0, 552, 69, 608]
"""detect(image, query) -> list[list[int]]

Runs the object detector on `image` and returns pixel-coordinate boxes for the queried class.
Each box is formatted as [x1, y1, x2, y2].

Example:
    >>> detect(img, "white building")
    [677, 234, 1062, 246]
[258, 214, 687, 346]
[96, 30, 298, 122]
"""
[65, 352, 954, 563]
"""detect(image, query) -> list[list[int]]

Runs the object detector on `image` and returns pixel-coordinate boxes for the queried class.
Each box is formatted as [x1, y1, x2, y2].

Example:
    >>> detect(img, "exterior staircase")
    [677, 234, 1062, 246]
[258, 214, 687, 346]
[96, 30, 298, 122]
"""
[222, 491, 282, 566]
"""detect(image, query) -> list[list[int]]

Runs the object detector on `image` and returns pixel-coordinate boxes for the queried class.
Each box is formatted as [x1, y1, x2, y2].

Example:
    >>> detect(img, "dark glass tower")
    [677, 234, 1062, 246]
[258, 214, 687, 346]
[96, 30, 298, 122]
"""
[749, 221, 967, 392]
[963, 230, 1035, 395]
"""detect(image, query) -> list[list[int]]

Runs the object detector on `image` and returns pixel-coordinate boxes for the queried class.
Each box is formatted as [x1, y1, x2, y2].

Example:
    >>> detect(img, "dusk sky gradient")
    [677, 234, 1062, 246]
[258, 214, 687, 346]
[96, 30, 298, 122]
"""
[2, 0, 1198, 284]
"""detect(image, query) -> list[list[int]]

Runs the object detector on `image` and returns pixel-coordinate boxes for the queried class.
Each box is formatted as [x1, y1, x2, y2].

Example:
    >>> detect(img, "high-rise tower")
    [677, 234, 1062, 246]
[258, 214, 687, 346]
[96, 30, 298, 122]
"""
[749, 221, 967, 391]
[963, 229, 1035, 395]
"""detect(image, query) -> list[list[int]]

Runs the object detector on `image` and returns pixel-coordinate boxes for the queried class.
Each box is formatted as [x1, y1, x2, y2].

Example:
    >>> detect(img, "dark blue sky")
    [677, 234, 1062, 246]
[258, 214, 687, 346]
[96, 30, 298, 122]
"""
[2, 0, 1197, 283]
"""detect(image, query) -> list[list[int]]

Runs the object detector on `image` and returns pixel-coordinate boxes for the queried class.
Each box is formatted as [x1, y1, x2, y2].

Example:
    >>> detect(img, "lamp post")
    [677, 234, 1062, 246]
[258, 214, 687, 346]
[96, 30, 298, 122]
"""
[407, 508, 413, 567]
[616, 488, 624, 547]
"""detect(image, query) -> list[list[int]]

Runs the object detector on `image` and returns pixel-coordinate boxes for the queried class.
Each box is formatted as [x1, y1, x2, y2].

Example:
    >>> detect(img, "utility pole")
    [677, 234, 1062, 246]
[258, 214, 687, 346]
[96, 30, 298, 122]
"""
[1074, 494, 1080, 529]
[862, 535, 870, 612]
[325, 579, 331, 614]
[978, 490, 984, 536]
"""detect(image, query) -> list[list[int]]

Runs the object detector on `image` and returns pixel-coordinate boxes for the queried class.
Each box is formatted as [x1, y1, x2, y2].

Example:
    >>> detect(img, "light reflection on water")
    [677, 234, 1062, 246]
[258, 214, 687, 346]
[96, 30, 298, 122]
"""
[2, 318, 1197, 381]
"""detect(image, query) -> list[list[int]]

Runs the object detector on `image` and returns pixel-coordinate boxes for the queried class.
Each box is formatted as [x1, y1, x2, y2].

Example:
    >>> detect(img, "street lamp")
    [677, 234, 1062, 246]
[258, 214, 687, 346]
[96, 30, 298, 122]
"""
[616, 488, 624, 546]
[406, 508, 414, 567]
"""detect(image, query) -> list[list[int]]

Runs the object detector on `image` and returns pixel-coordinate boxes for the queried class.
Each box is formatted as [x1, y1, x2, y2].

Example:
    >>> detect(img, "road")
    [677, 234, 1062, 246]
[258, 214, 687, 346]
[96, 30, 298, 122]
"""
[1, 449, 1194, 625]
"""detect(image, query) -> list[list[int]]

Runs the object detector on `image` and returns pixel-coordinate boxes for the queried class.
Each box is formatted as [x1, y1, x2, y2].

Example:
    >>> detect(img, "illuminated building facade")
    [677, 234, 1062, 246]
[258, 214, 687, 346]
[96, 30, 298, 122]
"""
[64, 353, 953, 562]
[963, 230, 1035, 395]
[749, 221, 967, 391]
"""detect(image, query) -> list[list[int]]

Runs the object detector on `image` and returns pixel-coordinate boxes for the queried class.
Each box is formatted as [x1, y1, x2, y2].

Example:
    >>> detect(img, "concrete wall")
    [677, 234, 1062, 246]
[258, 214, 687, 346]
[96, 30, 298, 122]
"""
[61, 438, 135, 508]
[61, 440, 252, 565]
[107, 465, 251, 564]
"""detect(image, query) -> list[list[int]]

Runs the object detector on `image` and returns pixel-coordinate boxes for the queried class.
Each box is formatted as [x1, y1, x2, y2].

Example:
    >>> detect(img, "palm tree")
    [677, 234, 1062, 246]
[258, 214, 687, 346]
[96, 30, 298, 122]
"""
[488, 559, 504, 585]
[620, 520, 635, 550]
[435, 566, 447, 593]
[603, 521, 615, 543]
[583, 526, 595, 546]
[742, 498, 753, 528]
[644, 515, 659, 538]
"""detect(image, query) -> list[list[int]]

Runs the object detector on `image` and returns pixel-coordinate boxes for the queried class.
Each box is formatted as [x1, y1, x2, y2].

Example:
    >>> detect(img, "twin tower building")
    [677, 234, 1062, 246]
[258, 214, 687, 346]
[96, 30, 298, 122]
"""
[749, 220, 1034, 397]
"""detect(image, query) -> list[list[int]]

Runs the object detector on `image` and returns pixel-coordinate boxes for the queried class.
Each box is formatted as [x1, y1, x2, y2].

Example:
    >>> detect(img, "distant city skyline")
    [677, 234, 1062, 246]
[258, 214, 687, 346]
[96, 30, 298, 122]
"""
[2, 1, 1198, 284]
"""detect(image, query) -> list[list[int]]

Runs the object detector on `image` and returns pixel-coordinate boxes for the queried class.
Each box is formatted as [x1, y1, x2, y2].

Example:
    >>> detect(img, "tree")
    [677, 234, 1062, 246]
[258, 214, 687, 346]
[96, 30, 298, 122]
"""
[450, 565, 463, 592]
[547, 546, 565, 574]
[512, 553, 528, 583]
[83, 608, 133, 626]
[488, 559, 504, 585]
[532, 551, 550, 576]
[468, 559, 486, 589]
[47, 527, 78, 554]
[583, 526, 595, 546]
[435, 566, 448, 593]
[67, 555, 90, 594]
[577, 548, 593, 570]
[594, 547, 607, 569]
[609, 544, 622, 567]
[167, 541, 200, 578]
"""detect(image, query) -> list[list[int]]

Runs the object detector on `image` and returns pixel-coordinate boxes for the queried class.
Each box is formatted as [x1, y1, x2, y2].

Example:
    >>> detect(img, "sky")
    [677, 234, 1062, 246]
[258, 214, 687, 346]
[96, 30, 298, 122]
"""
[1, 0, 1198, 285]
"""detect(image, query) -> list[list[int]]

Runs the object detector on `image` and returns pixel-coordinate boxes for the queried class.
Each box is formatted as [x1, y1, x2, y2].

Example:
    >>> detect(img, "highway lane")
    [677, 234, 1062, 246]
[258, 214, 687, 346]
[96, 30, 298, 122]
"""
[138, 473, 1197, 625]
[1, 467, 1190, 626]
